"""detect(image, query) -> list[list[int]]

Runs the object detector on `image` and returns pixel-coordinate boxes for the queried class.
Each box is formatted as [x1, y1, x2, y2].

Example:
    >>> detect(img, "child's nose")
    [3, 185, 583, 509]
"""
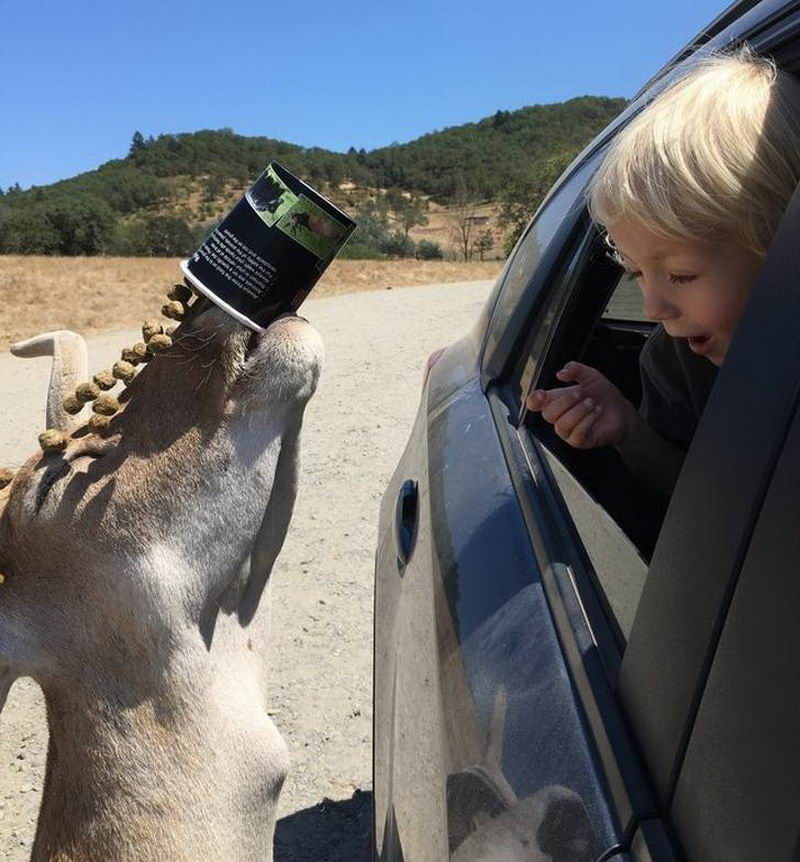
[640, 282, 678, 321]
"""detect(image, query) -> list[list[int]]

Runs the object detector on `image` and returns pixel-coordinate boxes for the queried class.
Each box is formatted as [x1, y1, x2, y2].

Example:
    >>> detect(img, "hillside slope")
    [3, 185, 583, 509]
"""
[0, 96, 626, 257]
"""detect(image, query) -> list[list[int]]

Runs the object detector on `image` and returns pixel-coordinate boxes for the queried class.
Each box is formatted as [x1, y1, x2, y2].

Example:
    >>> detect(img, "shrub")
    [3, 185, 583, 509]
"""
[338, 240, 385, 260]
[108, 215, 196, 257]
[380, 231, 415, 258]
[415, 239, 444, 260]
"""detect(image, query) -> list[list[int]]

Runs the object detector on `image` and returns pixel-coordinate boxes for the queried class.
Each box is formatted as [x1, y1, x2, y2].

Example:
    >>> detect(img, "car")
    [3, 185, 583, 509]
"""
[372, 2, 800, 859]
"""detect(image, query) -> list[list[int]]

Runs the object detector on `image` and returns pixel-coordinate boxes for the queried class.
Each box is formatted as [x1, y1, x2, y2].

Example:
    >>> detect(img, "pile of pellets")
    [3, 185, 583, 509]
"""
[0, 282, 197, 492]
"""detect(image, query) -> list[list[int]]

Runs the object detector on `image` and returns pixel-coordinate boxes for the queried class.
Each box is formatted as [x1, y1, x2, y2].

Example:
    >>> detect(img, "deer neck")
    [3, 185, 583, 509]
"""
[32, 645, 287, 861]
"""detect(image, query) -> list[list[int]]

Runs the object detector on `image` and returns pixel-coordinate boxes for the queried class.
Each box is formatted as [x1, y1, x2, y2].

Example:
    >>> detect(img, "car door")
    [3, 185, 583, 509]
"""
[374, 152, 630, 862]
[482, 207, 678, 849]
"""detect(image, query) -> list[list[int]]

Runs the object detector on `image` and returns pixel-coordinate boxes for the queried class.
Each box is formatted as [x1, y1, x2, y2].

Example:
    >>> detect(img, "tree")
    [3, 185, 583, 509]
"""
[0, 207, 60, 254]
[386, 189, 429, 237]
[473, 228, 494, 261]
[141, 215, 195, 256]
[45, 197, 116, 255]
[109, 215, 195, 256]
[448, 180, 482, 262]
[498, 149, 578, 255]
[129, 131, 146, 157]
[202, 175, 226, 202]
[492, 109, 510, 129]
[350, 199, 392, 252]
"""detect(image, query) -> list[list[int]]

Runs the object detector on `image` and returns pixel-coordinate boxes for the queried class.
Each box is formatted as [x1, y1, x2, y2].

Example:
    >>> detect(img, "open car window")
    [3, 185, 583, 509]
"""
[602, 271, 647, 322]
[511, 225, 667, 643]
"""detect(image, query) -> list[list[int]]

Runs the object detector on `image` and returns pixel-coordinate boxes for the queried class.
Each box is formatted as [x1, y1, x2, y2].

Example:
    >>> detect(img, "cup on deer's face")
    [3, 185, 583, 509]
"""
[0, 304, 323, 857]
[182, 161, 356, 331]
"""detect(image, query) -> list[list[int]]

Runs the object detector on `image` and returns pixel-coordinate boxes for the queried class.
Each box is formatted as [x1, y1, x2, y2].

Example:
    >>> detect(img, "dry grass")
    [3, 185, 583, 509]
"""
[0, 256, 502, 351]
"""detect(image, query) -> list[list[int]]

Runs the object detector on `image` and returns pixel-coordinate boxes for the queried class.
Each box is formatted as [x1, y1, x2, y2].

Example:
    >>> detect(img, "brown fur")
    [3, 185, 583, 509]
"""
[0, 303, 323, 860]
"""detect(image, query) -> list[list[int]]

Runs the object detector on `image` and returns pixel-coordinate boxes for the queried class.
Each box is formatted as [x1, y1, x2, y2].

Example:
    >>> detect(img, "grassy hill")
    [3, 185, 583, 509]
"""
[0, 96, 626, 258]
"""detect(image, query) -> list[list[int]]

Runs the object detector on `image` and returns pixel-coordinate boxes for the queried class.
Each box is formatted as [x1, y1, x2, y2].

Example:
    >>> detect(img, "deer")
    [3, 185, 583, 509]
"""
[0, 296, 323, 861]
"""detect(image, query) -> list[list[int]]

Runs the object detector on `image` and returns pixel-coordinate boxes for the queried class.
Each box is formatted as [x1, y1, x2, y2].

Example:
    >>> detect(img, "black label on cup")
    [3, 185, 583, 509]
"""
[183, 162, 355, 329]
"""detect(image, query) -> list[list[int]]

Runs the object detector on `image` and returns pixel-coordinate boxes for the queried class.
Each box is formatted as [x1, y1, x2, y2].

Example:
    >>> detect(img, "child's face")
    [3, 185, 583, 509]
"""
[608, 220, 764, 367]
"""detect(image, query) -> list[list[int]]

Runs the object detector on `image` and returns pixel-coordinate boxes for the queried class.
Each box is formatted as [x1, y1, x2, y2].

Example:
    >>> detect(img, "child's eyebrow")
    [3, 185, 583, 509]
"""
[613, 244, 700, 266]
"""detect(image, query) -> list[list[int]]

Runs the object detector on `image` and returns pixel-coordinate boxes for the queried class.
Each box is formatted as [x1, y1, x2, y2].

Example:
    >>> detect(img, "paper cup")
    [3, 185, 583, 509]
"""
[181, 162, 356, 331]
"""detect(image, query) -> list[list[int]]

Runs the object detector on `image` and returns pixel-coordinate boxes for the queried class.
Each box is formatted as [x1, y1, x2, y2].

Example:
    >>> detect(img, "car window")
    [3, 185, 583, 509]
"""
[512, 227, 665, 642]
[602, 271, 646, 321]
[541, 446, 648, 638]
[483, 156, 602, 372]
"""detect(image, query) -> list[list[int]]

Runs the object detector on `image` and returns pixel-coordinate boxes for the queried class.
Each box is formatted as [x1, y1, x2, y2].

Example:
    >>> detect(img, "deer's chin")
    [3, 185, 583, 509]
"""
[234, 315, 323, 404]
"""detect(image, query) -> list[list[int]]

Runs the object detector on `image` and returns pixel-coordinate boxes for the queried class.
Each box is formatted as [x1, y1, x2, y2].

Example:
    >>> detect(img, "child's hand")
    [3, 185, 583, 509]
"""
[525, 361, 638, 450]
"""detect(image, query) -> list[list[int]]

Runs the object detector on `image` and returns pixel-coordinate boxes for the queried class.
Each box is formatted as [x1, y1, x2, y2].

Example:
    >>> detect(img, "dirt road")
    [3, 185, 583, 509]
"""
[0, 279, 496, 860]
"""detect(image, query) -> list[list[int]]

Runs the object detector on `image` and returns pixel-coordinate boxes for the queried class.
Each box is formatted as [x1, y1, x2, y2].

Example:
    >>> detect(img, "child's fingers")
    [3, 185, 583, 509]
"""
[555, 361, 594, 385]
[525, 389, 548, 411]
[541, 386, 583, 424]
[553, 397, 598, 444]
[527, 385, 581, 416]
[565, 403, 603, 449]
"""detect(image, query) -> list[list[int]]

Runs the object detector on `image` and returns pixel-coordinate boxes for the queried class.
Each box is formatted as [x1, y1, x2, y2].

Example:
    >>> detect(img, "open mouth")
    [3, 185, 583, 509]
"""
[687, 334, 712, 354]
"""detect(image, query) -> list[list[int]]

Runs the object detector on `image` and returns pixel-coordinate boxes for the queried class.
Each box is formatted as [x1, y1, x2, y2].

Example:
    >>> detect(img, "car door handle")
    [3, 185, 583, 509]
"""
[394, 479, 419, 566]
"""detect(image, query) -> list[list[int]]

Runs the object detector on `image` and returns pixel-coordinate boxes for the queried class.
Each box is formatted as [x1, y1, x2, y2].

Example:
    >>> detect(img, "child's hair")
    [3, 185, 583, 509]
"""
[587, 44, 800, 256]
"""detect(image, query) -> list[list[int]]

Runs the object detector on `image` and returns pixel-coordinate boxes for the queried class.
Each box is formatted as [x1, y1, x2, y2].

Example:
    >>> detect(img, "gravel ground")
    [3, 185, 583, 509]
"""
[0, 279, 495, 861]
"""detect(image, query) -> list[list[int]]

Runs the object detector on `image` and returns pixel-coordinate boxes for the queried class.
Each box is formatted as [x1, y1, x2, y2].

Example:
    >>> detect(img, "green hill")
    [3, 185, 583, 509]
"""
[0, 96, 626, 258]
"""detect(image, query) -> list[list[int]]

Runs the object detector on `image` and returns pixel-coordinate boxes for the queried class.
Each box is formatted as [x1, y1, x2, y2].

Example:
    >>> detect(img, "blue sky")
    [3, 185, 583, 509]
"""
[1, 0, 732, 189]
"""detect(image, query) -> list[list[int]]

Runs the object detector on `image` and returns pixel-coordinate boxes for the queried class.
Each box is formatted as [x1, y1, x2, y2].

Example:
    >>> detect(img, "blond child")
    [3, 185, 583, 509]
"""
[527, 46, 800, 496]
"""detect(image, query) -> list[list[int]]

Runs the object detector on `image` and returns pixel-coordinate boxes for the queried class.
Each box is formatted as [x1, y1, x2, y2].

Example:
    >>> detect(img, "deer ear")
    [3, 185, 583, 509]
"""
[11, 330, 88, 434]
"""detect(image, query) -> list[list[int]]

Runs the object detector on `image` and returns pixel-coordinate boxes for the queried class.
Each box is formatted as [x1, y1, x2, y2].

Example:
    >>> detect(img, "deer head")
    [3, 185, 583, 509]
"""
[0, 299, 323, 860]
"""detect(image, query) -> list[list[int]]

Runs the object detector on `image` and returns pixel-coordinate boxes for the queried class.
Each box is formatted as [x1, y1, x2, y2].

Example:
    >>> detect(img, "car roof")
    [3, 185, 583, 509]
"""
[635, 0, 799, 98]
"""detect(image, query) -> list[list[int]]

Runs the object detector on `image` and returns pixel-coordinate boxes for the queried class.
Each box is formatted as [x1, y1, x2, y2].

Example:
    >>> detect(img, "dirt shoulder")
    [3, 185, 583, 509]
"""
[0, 256, 502, 351]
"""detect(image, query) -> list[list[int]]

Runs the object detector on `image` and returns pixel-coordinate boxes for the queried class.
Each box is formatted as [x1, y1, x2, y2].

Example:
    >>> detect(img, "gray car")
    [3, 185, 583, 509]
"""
[373, 1, 800, 859]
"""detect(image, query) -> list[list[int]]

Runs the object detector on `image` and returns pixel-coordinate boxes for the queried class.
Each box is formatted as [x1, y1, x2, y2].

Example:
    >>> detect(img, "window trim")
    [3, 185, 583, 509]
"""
[480, 154, 605, 390]
[509, 225, 624, 425]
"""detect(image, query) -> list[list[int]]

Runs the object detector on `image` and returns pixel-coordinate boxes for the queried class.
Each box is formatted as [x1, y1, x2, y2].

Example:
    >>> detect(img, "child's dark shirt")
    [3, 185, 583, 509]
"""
[638, 324, 718, 452]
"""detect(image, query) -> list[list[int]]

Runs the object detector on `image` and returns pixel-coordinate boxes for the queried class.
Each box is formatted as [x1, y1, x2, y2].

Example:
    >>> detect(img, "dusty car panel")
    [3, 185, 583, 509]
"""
[375, 377, 626, 860]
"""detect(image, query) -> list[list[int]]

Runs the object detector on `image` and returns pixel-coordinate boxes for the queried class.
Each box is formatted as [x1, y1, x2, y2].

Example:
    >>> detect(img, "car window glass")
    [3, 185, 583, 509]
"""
[602, 272, 646, 321]
[541, 446, 648, 638]
[515, 226, 602, 412]
[484, 157, 600, 361]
